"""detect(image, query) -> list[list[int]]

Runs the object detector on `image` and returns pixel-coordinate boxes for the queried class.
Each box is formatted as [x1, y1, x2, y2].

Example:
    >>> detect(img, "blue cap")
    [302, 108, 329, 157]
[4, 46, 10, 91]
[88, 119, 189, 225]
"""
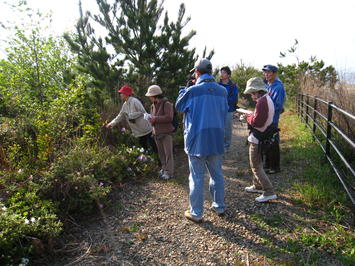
[262, 65, 278, 73]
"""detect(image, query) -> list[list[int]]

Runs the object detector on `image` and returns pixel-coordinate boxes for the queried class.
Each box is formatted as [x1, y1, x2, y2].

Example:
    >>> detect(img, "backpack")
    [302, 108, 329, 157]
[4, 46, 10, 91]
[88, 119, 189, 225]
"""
[164, 101, 179, 132]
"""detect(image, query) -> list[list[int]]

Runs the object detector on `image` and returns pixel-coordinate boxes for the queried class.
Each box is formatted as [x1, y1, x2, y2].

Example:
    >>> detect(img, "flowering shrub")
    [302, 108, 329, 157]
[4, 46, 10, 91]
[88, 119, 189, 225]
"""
[0, 140, 158, 263]
[40, 142, 158, 215]
[0, 191, 62, 265]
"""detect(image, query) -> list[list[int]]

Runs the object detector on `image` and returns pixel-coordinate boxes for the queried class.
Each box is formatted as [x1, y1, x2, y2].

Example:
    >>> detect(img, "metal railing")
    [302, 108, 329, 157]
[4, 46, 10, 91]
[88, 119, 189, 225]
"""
[296, 93, 355, 208]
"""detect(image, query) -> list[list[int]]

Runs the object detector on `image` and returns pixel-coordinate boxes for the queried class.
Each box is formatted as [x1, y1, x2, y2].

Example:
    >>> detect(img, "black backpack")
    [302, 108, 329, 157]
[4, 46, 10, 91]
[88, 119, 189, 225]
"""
[163, 101, 179, 132]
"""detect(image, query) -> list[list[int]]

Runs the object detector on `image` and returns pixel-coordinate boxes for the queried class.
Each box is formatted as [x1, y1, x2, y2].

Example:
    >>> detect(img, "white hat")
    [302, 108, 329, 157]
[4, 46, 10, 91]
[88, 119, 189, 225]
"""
[244, 77, 267, 94]
[145, 85, 162, 96]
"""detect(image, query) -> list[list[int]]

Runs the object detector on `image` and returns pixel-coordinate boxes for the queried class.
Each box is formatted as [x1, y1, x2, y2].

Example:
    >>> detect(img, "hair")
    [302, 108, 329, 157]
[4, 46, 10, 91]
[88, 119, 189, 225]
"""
[220, 66, 231, 75]
[258, 90, 267, 96]
[198, 69, 212, 75]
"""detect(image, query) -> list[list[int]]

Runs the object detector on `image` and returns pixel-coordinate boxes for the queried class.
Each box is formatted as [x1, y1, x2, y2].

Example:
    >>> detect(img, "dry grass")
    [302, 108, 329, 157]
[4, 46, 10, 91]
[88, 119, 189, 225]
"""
[300, 75, 354, 142]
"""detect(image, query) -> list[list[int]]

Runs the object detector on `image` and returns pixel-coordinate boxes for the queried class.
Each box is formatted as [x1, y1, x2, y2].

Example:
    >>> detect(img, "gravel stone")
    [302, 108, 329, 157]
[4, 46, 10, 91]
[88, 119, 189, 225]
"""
[34, 120, 349, 266]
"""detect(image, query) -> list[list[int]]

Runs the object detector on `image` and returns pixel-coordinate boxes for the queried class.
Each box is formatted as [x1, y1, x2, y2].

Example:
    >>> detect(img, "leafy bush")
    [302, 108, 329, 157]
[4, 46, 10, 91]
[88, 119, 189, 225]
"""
[0, 191, 62, 265]
[230, 62, 262, 107]
[0, 139, 158, 263]
[40, 142, 158, 215]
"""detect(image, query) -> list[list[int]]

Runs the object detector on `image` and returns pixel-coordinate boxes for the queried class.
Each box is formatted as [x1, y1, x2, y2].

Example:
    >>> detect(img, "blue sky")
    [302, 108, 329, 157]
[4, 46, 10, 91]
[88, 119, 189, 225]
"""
[1, 0, 354, 80]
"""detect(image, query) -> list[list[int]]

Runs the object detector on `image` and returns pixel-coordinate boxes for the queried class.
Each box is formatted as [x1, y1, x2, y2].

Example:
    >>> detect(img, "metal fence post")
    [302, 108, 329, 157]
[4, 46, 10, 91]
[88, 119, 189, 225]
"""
[305, 94, 309, 125]
[312, 97, 317, 135]
[325, 101, 333, 157]
[301, 94, 304, 121]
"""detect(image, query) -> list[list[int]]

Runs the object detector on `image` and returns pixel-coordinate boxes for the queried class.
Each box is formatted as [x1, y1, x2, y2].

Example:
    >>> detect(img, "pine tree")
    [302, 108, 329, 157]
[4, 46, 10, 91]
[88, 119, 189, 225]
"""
[65, 0, 210, 100]
[64, 1, 125, 100]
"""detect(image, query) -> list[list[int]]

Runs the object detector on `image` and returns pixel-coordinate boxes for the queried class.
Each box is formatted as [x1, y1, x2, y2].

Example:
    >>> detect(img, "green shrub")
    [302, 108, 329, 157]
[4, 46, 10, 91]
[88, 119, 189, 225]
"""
[40, 142, 158, 215]
[0, 191, 62, 265]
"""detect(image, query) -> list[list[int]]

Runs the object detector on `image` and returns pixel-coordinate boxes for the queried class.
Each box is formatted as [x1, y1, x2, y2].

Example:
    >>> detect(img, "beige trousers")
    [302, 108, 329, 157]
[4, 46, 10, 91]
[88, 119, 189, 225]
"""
[155, 134, 174, 177]
[249, 143, 275, 196]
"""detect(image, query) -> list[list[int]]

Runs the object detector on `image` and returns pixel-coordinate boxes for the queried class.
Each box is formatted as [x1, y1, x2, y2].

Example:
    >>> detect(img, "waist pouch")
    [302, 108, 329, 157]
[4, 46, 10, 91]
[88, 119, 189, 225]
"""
[249, 124, 279, 142]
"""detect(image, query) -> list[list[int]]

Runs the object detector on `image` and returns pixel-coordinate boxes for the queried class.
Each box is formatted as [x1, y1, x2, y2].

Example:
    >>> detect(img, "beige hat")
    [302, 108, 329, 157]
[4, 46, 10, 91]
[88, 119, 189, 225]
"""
[145, 85, 162, 96]
[244, 77, 267, 94]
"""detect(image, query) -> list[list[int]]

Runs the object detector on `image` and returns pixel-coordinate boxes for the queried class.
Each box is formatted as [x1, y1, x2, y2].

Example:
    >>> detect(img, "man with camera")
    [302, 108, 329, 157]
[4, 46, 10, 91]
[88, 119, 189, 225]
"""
[176, 58, 228, 222]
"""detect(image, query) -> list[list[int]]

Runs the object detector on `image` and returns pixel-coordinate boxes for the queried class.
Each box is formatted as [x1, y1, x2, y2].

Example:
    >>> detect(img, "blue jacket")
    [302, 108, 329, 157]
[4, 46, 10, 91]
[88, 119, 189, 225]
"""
[176, 74, 228, 156]
[219, 80, 238, 112]
[266, 78, 286, 124]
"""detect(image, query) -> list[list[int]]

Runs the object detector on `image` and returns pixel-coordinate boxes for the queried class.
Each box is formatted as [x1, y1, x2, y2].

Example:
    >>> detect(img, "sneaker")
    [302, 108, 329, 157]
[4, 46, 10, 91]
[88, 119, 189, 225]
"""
[267, 169, 280, 174]
[210, 207, 225, 217]
[158, 169, 164, 177]
[245, 185, 263, 193]
[255, 194, 277, 202]
[184, 210, 203, 223]
[160, 174, 171, 180]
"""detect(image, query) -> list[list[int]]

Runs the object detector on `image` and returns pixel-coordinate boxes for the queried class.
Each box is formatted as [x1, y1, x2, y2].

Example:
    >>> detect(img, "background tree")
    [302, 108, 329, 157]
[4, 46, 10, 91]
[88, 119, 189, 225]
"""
[279, 39, 338, 98]
[65, 0, 210, 102]
[1, 7, 74, 113]
[64, 1, 125, 103]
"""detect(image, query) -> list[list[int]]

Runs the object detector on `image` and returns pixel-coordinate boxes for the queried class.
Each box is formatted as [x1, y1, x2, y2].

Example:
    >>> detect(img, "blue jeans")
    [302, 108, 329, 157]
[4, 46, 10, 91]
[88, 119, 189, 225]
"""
[224, 112, 233, 151]
[188, 154, 225, 219]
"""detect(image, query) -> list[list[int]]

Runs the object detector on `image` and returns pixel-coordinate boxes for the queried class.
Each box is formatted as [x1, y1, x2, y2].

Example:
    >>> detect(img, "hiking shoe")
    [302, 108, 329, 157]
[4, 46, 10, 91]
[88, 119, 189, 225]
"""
[245, 185, 263, 193]
[210, 207, 225, 217]
[255, 194, 277, 203]
[267, 169, 280, 174]
[161, 174, 171, 180]
[184, 210, 203, 223]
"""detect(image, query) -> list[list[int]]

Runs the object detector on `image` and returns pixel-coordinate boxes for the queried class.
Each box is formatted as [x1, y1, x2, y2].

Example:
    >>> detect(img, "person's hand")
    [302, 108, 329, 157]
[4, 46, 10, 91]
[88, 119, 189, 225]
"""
[239, 114, 247, 123]
[186, 77, 196, 88]
[106, 124, 113, 129]
[148, 116, 156, 124]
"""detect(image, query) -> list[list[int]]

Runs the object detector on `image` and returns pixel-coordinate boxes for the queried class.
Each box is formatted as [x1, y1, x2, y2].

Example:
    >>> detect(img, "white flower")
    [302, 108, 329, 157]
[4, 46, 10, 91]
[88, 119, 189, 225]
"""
[139, 147, 145, 153]
[21, 257, 30, 265]
[24, 218, 30, 224]
[30, 217, 36, 223]
[18, 169, 23, 173]
[1, 206, 7, 211]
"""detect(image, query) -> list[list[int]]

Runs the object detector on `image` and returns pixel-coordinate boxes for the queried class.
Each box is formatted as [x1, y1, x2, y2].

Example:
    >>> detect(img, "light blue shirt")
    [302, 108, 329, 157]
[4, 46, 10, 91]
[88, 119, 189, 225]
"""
[176, 74, 228, 156]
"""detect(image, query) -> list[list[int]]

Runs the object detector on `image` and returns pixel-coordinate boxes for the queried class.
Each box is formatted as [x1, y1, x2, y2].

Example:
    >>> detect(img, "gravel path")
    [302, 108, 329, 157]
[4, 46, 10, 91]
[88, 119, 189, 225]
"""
[38, 119, 342, 265]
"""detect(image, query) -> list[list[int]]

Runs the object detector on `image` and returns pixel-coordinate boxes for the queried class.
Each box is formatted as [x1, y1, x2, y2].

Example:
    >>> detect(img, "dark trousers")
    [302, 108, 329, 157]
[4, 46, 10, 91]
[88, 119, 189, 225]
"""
[263, 138, 280, 171]
[138, 132, 158, 153]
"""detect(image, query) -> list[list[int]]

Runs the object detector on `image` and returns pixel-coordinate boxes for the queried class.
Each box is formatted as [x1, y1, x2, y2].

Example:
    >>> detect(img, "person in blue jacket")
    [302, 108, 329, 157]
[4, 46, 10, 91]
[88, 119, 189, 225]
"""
[262, 65, 286, 174]
[176, 58, 228, 222]
[219, 66, 238, 152]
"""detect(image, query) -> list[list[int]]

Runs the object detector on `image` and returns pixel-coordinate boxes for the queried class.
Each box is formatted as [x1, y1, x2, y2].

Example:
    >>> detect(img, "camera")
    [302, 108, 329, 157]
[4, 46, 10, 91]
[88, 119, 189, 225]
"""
[186, 76, 196, 88]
